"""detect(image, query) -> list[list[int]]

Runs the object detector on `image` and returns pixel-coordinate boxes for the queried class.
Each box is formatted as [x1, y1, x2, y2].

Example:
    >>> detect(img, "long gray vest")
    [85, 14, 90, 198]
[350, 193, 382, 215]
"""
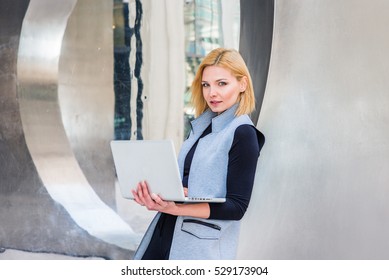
[134, 104, 255, 260]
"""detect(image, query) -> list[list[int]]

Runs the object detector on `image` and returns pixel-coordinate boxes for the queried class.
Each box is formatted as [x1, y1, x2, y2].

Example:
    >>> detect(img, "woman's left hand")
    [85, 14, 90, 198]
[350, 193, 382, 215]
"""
[132, 181, 177, 214]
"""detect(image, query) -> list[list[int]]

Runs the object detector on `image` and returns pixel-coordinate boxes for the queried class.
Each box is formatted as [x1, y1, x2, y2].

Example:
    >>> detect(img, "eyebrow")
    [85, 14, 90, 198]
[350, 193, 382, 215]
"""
[201, 78, 228, 83]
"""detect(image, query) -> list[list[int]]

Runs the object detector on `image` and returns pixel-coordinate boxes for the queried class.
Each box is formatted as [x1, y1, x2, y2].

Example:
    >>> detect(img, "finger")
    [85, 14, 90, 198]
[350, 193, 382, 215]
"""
[131, 189, 144, 206]
[137, 182, 156, 211]
[140, 181, 156, 206]
[131, 189, 138, 200]
[150, 193, 168, 208]
[136, 182, 146, 200]
[136, 182, 150, 205]
[150, 192, 160, 203]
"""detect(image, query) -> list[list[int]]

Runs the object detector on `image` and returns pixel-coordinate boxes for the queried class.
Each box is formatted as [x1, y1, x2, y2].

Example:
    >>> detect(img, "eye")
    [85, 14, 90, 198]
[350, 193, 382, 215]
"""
[201, 82, 209, 88]
[218, 81, 227, 86]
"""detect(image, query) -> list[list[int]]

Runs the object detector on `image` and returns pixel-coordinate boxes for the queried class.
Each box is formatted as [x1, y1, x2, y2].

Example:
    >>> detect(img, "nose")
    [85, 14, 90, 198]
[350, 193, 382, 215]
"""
[209, 86, 217, 97]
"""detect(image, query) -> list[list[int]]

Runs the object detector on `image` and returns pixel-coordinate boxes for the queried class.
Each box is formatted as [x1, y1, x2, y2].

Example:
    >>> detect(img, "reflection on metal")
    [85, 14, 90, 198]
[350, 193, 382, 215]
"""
[238, 0, 389, 259]
[1, 0, 186, 259]
[17, 0, 140, 251]
[113, 0, 144, 140]
[140, 0, 185, 150]
[1, 0, 132, 259]
[59, 0, 117, 209]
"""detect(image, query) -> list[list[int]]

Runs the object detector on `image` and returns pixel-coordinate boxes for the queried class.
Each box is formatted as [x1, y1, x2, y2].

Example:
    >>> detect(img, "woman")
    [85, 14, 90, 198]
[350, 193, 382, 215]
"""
[131, 48, 265, 260]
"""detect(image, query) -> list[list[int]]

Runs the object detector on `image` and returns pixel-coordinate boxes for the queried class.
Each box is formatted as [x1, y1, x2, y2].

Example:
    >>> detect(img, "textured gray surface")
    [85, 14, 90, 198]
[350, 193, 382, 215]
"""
[238, 0, 389, 259]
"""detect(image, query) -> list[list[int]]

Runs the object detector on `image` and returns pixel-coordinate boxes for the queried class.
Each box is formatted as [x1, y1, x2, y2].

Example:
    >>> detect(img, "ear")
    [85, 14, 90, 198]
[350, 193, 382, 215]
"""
[239, 76, 248, 92]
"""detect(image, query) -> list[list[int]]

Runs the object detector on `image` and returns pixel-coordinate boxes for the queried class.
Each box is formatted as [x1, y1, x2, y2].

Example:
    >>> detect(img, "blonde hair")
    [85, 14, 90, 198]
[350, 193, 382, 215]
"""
[190, 48, 255, 117]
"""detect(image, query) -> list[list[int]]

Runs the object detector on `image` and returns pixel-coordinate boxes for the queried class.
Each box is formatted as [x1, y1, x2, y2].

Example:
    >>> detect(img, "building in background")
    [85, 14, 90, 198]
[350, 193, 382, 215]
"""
[112, 0, 240, 139]
[183, 0, 240, 136]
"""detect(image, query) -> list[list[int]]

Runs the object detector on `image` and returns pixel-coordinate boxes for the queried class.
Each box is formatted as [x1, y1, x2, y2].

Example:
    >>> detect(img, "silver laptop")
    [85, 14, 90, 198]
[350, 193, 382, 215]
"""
[110, 140, 226, 203]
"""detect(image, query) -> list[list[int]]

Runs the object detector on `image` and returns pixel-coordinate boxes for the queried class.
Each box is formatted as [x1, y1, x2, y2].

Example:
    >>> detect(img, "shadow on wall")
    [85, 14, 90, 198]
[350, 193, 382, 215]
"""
[239, 0, 274, 124]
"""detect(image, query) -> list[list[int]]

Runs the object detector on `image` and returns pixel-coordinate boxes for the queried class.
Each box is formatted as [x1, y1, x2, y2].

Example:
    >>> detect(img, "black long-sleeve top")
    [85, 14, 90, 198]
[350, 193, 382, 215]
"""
[183, 123, 260, 220]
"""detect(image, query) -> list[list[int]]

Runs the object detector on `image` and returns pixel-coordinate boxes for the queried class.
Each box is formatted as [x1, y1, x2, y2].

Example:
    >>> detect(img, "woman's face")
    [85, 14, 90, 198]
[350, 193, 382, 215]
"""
[201, 65, 246, 114]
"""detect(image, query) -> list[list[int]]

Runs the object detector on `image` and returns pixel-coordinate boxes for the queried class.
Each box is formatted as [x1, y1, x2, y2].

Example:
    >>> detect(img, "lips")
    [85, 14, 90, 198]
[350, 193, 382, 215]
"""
[210, 100, 222, 106]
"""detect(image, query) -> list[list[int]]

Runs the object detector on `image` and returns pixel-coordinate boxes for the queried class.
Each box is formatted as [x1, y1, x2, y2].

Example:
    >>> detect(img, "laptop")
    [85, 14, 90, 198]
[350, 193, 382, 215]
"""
[110, 140, 226, 203]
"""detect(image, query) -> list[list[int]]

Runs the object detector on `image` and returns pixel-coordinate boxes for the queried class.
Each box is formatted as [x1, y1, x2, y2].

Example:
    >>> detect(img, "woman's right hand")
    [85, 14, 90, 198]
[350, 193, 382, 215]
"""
[131, 181, 178, 214]
[132, 181, 210, 219]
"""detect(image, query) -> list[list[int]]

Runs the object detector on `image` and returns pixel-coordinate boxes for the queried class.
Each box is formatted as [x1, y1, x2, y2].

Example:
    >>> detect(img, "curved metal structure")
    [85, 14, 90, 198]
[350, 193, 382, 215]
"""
[17, 0, 141, 251]
[238, 0, 389, 259]
[1, 0, 140, 259]
[1, 0, 185, 260]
